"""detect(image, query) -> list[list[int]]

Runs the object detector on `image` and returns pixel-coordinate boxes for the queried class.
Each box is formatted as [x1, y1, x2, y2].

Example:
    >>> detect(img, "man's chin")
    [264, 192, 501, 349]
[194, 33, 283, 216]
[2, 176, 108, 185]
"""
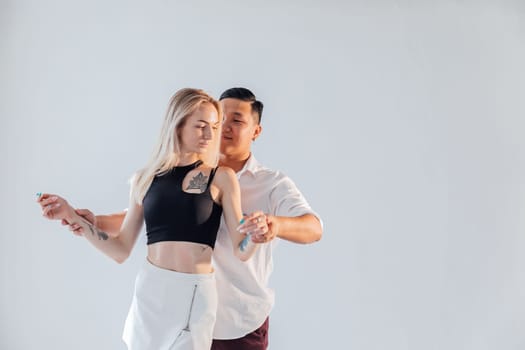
[220, 145, 235, 156]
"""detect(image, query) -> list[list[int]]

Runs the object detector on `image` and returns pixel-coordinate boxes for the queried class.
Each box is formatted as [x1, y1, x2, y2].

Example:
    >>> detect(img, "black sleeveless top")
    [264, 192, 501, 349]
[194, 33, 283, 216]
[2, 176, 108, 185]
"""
[143, 160, 223, 249]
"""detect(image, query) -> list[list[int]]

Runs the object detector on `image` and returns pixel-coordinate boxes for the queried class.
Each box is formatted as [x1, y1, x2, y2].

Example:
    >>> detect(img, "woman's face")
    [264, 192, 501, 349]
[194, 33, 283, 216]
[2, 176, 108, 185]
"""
[178, 102, 220, 155]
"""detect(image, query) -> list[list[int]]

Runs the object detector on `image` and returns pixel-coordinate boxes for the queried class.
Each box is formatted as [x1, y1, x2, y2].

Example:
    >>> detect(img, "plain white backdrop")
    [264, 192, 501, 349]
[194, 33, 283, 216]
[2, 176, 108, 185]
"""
[2, 1, 525, 349]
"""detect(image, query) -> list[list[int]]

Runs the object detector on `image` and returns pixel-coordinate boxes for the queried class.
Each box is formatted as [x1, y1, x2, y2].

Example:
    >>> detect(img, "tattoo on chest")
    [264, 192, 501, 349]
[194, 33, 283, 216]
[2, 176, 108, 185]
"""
[186, 172, 209, 192]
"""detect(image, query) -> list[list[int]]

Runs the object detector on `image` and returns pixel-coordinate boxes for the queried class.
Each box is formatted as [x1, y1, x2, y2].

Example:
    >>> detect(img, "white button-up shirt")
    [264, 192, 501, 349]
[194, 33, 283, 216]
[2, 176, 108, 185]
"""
[212, 155, 320, 339]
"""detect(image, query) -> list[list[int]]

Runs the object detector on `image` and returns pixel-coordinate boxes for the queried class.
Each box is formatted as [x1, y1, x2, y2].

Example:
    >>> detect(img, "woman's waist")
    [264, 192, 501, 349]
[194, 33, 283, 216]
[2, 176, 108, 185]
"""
[147, 241, 213, 274]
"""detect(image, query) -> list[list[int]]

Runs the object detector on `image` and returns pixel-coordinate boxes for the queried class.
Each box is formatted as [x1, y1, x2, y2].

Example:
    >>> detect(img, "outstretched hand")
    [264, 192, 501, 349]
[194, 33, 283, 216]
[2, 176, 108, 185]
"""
[37, 193, 75, 222]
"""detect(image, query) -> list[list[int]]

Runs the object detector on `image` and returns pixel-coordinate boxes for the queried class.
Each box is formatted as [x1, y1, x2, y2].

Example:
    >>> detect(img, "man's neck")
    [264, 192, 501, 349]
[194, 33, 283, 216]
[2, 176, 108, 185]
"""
[219, 152, 251, 173]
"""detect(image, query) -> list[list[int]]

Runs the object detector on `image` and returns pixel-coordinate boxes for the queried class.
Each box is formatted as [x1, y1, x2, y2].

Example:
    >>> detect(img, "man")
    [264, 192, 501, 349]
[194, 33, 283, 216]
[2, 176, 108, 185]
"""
[57, 87, 322, 349]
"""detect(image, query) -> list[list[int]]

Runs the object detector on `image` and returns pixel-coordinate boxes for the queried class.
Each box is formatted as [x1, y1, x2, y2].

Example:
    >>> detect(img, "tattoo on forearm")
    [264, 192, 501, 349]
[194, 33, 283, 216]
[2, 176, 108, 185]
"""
[95, 228, 109, 241]
[86, 224, 96, 236]
[186, 172, 209, 192]
[80, 218, 109, 241]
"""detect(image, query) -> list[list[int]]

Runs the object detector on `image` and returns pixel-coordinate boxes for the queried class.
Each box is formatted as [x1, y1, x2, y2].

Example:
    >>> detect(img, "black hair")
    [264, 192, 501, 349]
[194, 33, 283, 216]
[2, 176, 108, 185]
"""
[219, 87, 264, 124]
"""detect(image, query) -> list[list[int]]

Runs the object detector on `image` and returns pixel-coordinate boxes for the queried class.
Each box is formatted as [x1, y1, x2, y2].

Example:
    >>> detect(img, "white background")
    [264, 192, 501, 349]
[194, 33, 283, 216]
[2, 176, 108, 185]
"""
[2, 1, 525, 349]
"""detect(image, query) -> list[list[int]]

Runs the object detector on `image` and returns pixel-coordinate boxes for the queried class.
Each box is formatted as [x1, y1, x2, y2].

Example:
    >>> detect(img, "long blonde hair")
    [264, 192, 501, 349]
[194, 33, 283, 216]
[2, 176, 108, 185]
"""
[131, 88, 222, 204]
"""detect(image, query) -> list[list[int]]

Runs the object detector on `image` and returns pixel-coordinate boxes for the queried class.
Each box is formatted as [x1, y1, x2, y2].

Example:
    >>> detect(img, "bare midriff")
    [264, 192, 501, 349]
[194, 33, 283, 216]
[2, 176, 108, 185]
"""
[147, 241, 214, 274]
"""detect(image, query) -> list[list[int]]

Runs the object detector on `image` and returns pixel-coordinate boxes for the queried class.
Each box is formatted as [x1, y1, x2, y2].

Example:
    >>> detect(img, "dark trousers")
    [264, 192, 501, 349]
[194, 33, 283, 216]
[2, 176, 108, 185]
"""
[211, 317, 269, 350]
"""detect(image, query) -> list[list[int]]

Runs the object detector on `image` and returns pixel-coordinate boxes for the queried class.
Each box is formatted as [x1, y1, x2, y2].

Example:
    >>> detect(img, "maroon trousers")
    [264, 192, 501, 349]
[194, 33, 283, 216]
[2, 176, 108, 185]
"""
[211, 317, 269, 350]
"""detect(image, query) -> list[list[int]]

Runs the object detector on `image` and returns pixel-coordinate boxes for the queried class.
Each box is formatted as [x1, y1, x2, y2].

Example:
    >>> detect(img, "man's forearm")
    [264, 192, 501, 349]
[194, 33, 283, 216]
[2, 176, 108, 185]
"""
[273, 214, 322, 244]
[96, 211, 127, 236]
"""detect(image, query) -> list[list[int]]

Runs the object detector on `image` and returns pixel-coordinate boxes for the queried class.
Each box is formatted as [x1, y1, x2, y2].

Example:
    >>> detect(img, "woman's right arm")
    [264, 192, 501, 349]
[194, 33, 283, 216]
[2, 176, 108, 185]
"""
[38, 193, 143, 263]
[58, 208, 127, 238]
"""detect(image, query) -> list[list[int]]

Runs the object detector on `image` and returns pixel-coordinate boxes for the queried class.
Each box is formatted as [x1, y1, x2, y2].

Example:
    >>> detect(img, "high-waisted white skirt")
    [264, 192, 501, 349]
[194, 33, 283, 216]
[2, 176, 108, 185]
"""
[122, 259, 217, 350]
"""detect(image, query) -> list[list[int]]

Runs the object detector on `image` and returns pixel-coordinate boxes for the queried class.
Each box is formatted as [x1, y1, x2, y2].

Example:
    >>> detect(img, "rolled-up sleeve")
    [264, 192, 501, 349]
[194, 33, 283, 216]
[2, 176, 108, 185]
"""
[269, 174, 321, 224]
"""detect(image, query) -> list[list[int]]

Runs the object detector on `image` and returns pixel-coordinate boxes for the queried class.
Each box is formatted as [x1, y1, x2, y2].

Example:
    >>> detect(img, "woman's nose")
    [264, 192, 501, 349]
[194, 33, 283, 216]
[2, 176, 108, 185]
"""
[204, 126, 213, 139]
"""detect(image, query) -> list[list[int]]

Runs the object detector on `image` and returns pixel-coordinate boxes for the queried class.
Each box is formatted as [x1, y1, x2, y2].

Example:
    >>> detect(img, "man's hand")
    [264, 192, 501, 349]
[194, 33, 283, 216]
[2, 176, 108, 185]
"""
[238, 211, 278, 244]
[252, 213, 279, 243]
[61, 208, 96, 236]
[251, 214, 279, 243]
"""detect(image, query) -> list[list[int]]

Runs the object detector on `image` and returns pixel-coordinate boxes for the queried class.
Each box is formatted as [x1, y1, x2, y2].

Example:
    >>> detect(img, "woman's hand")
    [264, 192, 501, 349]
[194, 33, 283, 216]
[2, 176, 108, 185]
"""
[237, 211, 271, 244]
[37, 193, 75, 222]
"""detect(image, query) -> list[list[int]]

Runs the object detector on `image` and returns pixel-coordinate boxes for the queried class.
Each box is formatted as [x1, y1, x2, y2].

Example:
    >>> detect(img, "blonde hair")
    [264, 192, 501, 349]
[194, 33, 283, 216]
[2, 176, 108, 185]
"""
[131, 88, 222, 204]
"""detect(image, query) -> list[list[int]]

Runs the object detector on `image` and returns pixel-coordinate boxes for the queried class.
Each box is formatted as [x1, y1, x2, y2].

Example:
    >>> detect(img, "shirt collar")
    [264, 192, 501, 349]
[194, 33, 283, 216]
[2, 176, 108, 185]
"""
[237, 153, 259, 178]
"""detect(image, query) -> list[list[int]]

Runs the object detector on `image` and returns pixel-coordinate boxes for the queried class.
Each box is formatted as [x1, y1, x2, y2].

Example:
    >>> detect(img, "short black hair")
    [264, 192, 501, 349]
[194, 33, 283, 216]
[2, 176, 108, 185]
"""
[219, 87, 264, 124]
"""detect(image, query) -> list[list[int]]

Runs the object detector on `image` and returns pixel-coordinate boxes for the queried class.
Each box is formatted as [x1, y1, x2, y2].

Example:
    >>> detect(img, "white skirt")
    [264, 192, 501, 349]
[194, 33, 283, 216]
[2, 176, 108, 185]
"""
[122, 259, 217, 350]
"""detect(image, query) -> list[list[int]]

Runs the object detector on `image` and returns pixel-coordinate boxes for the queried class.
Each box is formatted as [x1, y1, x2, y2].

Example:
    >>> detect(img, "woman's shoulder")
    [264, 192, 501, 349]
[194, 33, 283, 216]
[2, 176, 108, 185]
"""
[214, 166, 236, 178]
[211, 166, 237, 185]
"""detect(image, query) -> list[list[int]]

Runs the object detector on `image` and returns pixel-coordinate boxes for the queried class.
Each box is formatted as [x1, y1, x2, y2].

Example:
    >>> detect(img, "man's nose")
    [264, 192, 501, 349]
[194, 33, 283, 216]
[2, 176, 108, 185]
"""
[222, 119, 232, 131]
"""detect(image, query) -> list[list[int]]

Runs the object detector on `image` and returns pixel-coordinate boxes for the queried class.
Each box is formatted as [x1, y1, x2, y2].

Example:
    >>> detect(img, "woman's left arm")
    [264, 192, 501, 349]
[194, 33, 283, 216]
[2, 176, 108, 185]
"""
[214, 167, 265, 261]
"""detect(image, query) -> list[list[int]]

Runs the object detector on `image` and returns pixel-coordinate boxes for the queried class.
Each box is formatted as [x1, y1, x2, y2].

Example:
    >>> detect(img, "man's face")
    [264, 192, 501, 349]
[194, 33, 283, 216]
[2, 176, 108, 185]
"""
[220, 98, 261, 156]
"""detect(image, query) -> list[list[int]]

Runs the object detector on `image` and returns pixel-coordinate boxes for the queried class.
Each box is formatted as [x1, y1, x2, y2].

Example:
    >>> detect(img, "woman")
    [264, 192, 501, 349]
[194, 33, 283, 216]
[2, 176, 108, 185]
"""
[37, 88, 267, 350]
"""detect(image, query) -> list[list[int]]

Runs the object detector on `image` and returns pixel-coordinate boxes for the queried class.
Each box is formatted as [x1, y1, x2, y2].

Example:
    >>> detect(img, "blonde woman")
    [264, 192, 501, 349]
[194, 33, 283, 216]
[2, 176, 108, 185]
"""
[37, 88, 267, 350]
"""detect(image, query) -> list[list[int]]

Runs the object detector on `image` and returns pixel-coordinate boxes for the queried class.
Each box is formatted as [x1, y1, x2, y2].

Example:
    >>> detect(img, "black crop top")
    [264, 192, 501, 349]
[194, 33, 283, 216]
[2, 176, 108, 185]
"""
[143, 160, 223, 249]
